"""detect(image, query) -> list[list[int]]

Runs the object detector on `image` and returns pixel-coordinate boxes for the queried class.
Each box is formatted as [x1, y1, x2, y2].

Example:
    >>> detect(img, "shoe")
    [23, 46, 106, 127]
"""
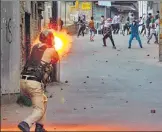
[113, 46, 116, 49]
[147, 42, 150, 44]
[103, 45, 107, 47]
[140, 46, 143, 48]
[128, 47, 131, 49]
[35, 123, 47, 132]
[18, 121, 30, 132]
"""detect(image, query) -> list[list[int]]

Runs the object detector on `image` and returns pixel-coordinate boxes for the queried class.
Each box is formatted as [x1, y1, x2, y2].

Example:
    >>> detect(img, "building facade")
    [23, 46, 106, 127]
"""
[20, 1, 45, 68]
[1, 1, 20, 101]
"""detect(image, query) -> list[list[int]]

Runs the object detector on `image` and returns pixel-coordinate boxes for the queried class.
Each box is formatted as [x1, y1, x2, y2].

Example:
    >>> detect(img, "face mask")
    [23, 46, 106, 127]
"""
[133, 22, 135, 25]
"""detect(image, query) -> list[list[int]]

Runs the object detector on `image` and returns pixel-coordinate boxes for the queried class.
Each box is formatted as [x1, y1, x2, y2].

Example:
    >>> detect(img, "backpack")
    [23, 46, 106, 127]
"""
[21, 44, 49, 81]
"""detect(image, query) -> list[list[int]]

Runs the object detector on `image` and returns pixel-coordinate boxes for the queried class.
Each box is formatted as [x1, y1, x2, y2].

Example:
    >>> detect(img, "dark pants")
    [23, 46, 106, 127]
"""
[78, 27, 84, 37]
[113, 24, 120, 34]
[141, 25, 146, 35]
[123, 25, 129, 35]
[103, 34, 115, 47]
[147, 33, 158, 43]
[116, 23, 120, 34]
[147, 27, 150, 37]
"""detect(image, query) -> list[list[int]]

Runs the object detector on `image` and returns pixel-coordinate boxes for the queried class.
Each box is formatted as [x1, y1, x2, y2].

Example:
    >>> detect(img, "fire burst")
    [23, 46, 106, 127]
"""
[33, 28, 72, 60]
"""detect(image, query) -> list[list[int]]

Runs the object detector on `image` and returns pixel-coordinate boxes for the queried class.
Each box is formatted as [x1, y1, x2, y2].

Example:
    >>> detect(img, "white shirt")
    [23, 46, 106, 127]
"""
[117, 15, 121, 23]
[155, 19, 159, 33]
[149, 23, 156, 34]
[112, 15, 118, 24]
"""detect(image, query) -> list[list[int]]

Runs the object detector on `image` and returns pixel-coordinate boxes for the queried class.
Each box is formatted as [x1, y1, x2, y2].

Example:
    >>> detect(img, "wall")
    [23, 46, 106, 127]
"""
[42, 2, 52, 28]
[1, 1, 20, 95]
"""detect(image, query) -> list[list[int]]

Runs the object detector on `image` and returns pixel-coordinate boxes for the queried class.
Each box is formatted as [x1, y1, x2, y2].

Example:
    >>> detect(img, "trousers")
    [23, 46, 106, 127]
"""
[147, 33, 158, 43]
[103, 33, 115, 47]
[20, 78, 47, 127]
[129, 34, 142, 48]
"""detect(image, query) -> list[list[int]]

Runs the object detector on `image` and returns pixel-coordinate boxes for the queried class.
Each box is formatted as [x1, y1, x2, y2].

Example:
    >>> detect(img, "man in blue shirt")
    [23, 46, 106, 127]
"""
[128, 20, 143, 49]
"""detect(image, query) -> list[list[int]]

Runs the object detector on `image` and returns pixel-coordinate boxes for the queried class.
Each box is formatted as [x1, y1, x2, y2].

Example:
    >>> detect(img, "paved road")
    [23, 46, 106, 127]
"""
[1, 34, 162, 131]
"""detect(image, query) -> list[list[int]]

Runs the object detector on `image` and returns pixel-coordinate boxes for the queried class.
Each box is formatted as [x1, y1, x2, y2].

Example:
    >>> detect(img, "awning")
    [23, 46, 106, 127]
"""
[112, 5, 137, 11]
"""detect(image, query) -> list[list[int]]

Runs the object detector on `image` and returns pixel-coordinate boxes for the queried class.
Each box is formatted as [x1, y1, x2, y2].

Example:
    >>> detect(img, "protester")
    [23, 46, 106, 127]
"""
[155, 14, 160, 43]
[89, 17, 96, 41]
[57, 18, 63, 31]
[116, 14, 121, 34]
[77, 19, 86, 37]
[146, 13, 152, 37]
[100, 15, 105, 35]
[122, 20, 130, 36]
[102, 18, 116, 49]
[140, 15, 146, 36]
[112, 14, 118, 34]
[128, 20, 143, 49]
[147, 20, 158, 44]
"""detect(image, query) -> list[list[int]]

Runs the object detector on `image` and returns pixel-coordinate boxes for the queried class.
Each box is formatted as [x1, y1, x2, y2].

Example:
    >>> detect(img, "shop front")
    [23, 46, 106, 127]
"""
[61, 1, 93, 26]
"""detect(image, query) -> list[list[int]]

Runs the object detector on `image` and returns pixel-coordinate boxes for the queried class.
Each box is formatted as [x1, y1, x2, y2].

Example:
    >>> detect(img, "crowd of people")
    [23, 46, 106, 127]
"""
[77, 11, 160, 49]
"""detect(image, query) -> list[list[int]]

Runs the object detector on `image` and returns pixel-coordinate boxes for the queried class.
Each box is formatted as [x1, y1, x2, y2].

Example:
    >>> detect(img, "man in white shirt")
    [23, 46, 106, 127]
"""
[112, 14, 118, 34]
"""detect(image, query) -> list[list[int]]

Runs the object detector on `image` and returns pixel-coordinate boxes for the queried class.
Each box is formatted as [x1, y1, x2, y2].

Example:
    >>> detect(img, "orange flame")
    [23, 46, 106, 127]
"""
[33, 28, 72, 60]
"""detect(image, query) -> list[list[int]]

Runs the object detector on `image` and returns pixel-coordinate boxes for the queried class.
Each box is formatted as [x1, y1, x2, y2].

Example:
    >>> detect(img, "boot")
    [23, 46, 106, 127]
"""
[35, 123, 47, 132]
[18, 121, 30, 132]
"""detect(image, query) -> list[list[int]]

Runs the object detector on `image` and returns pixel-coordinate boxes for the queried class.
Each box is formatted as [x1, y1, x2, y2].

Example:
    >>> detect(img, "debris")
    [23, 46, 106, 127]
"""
[117, 54, 119, 56]
[106, 61, 108, 62]
[154, 57, 156, 59]
[117, 50, 121, 51]
[84, 107, 86, 109]
[65, 80, 68, 83]
[91, 106, 93, 108]
[136, 69, 141, 71]
[102, 82, 104, 84]
[16, 110, 19, 114]
[61, 97, 65, 104]
[49, 95, 53, 98]
[87, 76, 89, 78]
[73, 108, 77, 110]
[61, 88, 63, 91]
[126, 101, 128, 103]
[151, 109, 156, 113]
[138, 85, 142, 87]
[147, 54, 150, 56]
[149, 82, 152, 84]
[102, 79, 103, 80]
[3, 117, 7, 120]
[96, 60, 98, 61]
[84, 81, 86, 83]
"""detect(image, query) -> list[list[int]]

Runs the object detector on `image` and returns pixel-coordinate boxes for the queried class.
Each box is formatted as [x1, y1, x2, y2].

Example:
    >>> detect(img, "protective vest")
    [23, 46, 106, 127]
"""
[21, 44, 50, 81]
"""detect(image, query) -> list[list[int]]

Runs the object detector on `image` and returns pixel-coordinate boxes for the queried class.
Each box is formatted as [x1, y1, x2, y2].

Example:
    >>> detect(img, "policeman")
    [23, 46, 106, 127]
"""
[18, 29, 59, 132]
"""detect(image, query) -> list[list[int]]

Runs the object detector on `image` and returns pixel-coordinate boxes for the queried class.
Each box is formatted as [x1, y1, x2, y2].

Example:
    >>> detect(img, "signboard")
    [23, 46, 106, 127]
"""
[81, 2, 91, 10]
[98, 1, 111, 7]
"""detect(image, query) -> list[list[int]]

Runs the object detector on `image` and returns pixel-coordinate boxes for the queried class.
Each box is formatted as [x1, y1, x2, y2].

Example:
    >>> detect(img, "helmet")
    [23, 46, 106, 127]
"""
[39, 29, 54, 46]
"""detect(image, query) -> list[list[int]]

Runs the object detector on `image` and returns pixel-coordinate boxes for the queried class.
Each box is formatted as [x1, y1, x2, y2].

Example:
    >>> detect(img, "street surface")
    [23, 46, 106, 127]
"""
[1, 34, 162, 131]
